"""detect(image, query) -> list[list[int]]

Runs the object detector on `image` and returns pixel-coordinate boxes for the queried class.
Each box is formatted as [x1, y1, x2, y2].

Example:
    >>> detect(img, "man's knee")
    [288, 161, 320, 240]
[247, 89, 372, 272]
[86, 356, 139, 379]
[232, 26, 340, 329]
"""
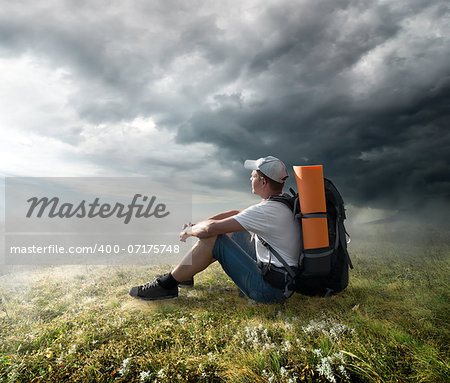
[193, 235, 218, 252]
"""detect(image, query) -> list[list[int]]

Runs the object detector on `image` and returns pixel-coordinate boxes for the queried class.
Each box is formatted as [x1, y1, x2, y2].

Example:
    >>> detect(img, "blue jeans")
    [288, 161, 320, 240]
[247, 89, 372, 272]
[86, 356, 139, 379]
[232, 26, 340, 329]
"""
[212, 231, 287, 303]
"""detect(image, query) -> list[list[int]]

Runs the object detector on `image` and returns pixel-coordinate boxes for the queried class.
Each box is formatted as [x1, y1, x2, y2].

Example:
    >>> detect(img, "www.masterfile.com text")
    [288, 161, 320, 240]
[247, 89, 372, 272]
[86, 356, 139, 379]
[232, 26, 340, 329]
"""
[8, 244, 181, 255]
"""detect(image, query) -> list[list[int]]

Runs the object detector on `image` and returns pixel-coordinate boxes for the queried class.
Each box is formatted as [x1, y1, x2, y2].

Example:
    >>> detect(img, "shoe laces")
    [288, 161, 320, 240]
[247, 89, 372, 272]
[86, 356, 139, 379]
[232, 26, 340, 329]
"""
[140, 278, 159, 291]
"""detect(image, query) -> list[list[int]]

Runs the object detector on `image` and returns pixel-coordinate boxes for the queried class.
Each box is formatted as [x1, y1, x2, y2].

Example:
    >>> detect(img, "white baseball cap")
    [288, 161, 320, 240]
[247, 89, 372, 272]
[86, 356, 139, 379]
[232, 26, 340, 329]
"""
[244, 156, 289, 183]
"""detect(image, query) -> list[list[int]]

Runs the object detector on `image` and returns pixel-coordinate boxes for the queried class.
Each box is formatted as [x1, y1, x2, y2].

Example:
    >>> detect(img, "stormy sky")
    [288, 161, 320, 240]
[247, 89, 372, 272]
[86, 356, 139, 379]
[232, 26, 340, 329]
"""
[0, 0, 449, 217]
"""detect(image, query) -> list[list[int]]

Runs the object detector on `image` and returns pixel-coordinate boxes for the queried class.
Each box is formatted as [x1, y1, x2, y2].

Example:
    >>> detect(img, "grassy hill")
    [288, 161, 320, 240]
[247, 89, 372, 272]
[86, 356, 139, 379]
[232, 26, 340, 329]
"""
[1, 226, 449, 382]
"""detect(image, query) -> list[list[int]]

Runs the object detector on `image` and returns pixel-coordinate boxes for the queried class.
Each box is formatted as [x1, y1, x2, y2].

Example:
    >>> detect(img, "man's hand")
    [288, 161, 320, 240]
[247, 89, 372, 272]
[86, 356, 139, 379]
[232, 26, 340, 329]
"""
[179, 220, 211, 241]
[179, 217, 244, 241]
[179, 222, 194, 242]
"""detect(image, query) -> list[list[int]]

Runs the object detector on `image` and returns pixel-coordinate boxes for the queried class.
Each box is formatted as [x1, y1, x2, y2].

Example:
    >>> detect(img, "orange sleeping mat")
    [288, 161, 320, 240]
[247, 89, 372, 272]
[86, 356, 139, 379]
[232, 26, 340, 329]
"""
[293, 165, 329, 249]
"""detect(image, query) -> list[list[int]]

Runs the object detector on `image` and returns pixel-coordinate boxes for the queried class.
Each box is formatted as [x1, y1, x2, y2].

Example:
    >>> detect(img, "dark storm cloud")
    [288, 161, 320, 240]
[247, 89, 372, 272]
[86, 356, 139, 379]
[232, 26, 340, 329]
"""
[176, 0, 450, 210]
[0, 0, 448, 210]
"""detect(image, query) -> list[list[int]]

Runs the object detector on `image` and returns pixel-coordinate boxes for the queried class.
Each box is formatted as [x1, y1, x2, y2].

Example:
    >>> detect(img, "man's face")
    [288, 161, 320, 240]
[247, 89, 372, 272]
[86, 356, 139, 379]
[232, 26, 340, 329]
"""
[250, 170, 264, 195]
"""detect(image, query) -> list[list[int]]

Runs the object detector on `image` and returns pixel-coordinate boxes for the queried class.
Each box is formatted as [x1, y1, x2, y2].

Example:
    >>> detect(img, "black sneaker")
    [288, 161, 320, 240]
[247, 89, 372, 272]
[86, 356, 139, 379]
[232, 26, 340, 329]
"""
[129, 277, 178, 301]
[154, 273, 194, 288]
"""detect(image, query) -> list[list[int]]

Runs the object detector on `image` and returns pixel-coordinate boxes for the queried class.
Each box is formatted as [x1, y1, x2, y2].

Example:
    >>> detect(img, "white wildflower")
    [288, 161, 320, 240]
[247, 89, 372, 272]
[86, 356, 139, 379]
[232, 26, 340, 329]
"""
[68, 344, 77, 354]
[118, 358, 130, 376]
[157, 368, 165, 378]
[139, 371, 153, 382]
[284, 322, 294, 330]
[242, 324, 274, 349]
[262, 368, 280, 382]
[312, 349, 350, 382]
[316, 356, 336, 383]
[207, 352, 216, 362]
[262, 342, 276, 351]
[302, 319, 355, 343]
[333, 351, 345, 364]
[338, 364, 350, 379]
[281, 340, 292, 352]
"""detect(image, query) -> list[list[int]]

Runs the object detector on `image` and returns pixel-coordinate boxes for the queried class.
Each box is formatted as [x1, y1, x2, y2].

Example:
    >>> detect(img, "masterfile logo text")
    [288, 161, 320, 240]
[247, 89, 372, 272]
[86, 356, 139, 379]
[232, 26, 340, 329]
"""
[5, 177, 192, 266]
[26, 194, 170, 224]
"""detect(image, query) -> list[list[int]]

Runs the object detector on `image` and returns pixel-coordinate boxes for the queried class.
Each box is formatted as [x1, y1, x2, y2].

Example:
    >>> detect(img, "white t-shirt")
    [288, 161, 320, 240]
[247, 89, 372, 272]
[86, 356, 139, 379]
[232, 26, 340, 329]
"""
[234, 199, 301, 267]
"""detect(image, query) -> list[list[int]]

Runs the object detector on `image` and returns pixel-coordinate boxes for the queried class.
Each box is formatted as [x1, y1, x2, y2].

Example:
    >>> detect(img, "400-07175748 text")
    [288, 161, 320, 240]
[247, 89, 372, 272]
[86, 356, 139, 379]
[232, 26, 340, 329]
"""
[8, 244, 181, 255]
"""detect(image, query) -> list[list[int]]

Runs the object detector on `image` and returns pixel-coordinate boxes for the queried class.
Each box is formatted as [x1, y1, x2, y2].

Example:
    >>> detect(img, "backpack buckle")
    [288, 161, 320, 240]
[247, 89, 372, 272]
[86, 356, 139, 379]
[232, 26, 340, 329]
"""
[257, 261, 271, 276]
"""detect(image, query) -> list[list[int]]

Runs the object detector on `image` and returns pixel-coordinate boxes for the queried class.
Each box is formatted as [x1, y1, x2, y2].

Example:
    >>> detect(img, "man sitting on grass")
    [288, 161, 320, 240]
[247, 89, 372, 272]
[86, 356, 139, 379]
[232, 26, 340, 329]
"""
[129, 156, 300, 303]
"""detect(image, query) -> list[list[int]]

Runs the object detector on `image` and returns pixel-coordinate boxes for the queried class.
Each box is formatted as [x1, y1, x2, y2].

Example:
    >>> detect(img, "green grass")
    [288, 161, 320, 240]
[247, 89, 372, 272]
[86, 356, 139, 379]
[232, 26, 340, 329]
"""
[0, 235, 449, 382]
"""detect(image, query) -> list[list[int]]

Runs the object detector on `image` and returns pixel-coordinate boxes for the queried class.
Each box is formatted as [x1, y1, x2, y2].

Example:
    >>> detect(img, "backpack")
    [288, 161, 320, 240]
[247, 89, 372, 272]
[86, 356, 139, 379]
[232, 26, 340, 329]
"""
[264, 178, 353, 297]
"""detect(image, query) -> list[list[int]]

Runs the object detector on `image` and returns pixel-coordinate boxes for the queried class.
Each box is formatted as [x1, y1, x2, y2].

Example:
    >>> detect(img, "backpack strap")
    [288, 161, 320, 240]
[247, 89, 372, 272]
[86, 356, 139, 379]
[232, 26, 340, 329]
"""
[326, 178, 353, 270]
[259, 237, 296, 279]
[342, 228, 353, 269]
[337, 216, 353, 269]
[258, 236, 296, 298]
[301, 213, 327, 218]
[266, 194, 305, 273]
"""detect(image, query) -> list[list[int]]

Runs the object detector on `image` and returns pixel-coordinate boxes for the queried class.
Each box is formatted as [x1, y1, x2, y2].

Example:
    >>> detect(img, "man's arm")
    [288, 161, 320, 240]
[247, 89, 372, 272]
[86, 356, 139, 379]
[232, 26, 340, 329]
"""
[207, 210, 242, 221]
[180, 216, 244, 241]
[182, 210, 242, 229]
